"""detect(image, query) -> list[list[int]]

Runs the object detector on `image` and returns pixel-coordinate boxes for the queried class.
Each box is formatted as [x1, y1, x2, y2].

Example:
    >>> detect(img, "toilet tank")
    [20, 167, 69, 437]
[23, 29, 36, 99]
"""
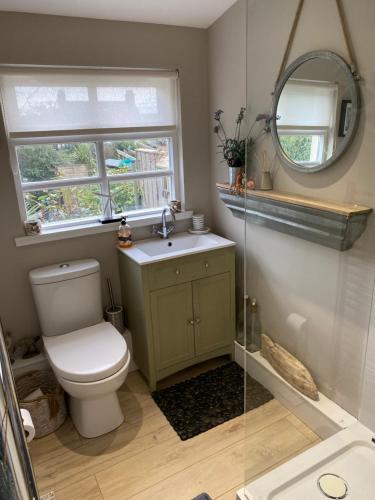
[29, 259, 103, 337]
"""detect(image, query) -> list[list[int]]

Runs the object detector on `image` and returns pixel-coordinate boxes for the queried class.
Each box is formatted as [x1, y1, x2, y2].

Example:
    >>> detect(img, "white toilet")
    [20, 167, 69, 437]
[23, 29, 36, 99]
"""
[29, 259, 130, 438]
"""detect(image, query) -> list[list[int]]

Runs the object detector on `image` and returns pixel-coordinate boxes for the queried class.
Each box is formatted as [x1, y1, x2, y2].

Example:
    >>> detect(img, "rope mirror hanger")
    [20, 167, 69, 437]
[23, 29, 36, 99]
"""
[270, 0, 362, 173]
[275, 0, 361, 88]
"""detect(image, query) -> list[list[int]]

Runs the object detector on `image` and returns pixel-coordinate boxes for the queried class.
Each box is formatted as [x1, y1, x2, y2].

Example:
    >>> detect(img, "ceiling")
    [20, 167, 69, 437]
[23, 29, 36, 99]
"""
[0, 0, 238, 28]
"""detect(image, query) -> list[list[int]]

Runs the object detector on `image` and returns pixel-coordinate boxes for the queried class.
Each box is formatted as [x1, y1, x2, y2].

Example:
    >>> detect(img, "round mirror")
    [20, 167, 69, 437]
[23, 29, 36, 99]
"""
[271, 51, 360, 173]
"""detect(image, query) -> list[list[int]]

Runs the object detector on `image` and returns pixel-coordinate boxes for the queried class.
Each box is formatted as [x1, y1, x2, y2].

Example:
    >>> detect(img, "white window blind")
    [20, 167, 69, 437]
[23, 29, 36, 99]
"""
[277, 80, 337, 127]
[0, 69, 178, 134]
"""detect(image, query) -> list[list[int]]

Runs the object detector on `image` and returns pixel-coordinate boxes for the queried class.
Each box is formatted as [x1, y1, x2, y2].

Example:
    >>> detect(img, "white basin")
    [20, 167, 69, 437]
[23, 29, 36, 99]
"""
[118, 232, 235, 264]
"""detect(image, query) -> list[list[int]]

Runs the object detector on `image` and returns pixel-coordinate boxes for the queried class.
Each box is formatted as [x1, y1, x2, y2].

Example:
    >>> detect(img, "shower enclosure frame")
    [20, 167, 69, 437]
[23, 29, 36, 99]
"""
[0, 318, 39, 500]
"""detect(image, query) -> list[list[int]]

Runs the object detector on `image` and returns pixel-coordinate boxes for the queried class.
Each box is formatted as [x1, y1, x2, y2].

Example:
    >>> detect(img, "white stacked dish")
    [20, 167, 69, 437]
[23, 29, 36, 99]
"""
[189, 213, 210, 234]
[192, 213, 205, 230]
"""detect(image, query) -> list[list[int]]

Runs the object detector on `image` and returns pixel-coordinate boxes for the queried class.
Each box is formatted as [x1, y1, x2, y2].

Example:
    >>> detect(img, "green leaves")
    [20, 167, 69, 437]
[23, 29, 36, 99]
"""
[17, 144, 61, 182]
[214, 107, 246, 168]
[220, 138, 246, 168]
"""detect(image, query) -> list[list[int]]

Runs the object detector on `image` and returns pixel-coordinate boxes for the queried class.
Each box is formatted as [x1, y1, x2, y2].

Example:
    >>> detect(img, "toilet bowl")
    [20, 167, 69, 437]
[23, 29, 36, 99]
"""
[43, 321, 130, 438]
[60, 357, 130, 439]
[29, 259, 130, 438]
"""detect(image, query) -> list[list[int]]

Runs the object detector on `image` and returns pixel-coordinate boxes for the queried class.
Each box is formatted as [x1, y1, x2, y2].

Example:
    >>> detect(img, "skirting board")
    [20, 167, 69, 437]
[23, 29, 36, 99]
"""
[235, 341, 356, 440]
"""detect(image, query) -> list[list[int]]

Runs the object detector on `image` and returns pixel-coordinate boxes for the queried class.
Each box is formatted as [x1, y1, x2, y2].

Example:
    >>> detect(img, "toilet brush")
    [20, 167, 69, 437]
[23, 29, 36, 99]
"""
[105, 278, 124, 333]
[107, 278, 116, 312]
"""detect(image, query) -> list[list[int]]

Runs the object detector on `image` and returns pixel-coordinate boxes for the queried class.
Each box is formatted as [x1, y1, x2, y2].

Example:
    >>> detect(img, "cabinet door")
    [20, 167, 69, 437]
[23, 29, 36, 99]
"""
[193, 273, 233, 355]
[150, 283, 195, 371]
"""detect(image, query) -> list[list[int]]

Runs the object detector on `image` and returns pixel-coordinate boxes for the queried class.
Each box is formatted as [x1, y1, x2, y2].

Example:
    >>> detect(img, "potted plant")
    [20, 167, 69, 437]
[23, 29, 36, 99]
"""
[214, 108, 246, 188]
[214, 108, 273, 189]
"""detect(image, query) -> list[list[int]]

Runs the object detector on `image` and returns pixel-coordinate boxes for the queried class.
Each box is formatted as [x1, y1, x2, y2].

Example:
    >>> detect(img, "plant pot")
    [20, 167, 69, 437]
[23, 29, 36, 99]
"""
[228, 166, 243, 187]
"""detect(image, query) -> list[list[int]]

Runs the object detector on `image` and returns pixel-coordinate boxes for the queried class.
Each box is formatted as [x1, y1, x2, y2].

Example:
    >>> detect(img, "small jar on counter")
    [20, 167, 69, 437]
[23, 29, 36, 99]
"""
[24, 219, 42, 236]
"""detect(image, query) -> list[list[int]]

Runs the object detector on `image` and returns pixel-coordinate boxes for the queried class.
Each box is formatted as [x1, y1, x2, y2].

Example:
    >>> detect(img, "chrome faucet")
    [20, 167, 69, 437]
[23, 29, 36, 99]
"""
[152, 207, 176, 239]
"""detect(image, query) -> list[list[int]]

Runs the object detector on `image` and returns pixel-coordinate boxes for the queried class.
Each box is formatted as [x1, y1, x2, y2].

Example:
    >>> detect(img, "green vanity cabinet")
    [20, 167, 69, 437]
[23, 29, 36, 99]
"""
[118, 246, 235, 390]
[192, 272, 232, 356]
[150, 283, 195, 371]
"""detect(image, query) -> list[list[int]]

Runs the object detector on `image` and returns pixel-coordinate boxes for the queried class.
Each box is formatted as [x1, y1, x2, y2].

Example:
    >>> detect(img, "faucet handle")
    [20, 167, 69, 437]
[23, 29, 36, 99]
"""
[169, 205, 177, 221]
[166, 223, 175, 235]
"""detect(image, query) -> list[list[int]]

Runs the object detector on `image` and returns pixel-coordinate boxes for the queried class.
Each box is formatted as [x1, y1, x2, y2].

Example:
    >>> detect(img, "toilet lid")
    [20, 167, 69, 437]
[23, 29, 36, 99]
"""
[43, 322, 128, 383]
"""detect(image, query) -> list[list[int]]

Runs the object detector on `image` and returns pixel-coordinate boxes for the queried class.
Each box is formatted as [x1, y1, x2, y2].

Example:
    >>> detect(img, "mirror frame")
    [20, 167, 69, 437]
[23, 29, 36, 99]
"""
[271, 50, 361, 173]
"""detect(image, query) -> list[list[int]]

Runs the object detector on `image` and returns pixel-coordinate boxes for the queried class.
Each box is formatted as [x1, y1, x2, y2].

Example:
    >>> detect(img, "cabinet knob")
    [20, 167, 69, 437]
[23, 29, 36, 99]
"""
[204, 262, 209, 269]
[195, 318, 201, 324]
[187, 319, 194, 325]
[175, 269, 180, 275]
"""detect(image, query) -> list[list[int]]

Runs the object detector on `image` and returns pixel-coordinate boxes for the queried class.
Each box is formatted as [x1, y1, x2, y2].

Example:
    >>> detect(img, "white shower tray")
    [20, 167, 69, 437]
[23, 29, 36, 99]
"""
[239, 422, 375, 500]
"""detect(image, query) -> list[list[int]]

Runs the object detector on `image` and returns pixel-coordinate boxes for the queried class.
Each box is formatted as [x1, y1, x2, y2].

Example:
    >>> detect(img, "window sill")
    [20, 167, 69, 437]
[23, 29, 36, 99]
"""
[14, 210, 193, 247]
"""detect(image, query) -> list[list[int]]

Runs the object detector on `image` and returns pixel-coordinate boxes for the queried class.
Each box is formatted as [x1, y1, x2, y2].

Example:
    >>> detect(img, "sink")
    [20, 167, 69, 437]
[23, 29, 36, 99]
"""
[139, 234, 213, 257]
[117, 231, 235, 264]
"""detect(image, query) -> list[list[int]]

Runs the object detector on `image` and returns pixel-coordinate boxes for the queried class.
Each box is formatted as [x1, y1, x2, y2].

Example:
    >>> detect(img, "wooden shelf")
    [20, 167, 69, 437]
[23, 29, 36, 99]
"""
[216, 183, 372, 251]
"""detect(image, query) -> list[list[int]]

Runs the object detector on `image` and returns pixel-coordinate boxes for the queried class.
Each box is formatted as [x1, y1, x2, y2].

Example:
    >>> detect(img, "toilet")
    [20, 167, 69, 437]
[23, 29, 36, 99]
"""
[29, 259, 130, 438]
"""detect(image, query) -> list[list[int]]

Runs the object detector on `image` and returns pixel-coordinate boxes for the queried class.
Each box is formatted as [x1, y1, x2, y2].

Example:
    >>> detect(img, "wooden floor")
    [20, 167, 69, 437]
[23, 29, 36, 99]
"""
[29, 359, 320, 500]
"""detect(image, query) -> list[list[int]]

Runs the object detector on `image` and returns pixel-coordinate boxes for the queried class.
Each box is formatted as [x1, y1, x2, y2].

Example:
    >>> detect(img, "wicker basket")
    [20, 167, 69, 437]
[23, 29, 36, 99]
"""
[16, 369, 67, 438]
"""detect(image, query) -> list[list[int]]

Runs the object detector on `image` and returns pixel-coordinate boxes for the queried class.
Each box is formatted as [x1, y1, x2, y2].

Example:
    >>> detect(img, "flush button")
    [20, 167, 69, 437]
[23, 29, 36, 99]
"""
[59, 263, 70, 268]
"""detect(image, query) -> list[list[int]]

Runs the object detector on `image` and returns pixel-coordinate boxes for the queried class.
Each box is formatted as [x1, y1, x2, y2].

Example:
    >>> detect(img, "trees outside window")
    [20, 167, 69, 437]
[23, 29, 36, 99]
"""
[15, 137, 174, 225]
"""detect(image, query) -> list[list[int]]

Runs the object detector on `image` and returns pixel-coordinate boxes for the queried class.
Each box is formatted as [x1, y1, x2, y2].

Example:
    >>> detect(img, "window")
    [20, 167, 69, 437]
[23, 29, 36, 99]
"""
[277, 80, 338, 167]
[0, 68, 180, 228]
[279, 131, 327, 166]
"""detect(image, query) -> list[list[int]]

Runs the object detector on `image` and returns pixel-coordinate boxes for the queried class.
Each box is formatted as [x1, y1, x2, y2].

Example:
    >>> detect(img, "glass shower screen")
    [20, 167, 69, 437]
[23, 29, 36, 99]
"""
[242, 2, 375, 498]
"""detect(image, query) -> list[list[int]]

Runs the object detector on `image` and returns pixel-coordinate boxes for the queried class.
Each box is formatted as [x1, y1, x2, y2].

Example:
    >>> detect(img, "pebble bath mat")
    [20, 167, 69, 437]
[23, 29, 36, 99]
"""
[152, 361, 273, 441]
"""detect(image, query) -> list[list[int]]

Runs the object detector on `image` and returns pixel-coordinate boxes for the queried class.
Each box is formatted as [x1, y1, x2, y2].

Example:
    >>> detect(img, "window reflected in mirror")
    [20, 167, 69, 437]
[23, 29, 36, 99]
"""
[274, 54, 358, 172]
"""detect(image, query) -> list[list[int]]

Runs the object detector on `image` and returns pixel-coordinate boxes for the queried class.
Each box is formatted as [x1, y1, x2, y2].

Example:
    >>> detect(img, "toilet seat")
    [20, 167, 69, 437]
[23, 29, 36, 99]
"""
[43, 322, 128, 383]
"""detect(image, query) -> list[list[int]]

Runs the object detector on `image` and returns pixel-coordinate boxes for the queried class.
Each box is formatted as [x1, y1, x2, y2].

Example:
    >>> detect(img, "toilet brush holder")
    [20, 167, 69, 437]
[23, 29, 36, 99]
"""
[105, 305, 124, 334]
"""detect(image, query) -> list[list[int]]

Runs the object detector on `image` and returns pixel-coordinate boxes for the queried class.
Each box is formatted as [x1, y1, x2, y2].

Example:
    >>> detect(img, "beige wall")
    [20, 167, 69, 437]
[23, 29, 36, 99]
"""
[209, 0, 375, 418]
[0, 11, 210, 340]
[208, 0, 247, 290]
[2, 2, 374, 421]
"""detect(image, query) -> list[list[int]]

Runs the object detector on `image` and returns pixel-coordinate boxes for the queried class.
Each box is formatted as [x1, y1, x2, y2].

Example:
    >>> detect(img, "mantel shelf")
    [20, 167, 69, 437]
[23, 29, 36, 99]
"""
[216, 183, 373, 251]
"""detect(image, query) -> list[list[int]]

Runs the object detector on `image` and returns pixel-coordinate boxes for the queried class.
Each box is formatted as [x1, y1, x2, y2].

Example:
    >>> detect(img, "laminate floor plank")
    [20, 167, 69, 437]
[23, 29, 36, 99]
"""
[286, 414, 320, 443]
[34, 414, 176, 492]
[30, 366, 320, 500]
[29, 417, 82, 467]
[95, 401, 290, 499]
[53, 476, 103, 500]
[214, 484, 243, 500]
[127, 417, 312, 500]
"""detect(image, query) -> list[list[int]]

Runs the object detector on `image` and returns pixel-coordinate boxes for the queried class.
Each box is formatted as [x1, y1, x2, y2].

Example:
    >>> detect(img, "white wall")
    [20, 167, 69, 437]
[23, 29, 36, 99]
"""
[209, 0, 375, 418]
[359, 290, 375, 431]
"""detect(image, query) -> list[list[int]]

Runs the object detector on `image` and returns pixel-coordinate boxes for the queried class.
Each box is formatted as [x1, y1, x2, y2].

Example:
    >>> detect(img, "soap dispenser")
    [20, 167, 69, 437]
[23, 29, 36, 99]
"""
[118, 217, 132, 248]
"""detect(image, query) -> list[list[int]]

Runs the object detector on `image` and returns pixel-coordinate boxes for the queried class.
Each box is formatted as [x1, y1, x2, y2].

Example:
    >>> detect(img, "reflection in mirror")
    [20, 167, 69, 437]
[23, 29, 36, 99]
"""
[272, 52, 360, 173]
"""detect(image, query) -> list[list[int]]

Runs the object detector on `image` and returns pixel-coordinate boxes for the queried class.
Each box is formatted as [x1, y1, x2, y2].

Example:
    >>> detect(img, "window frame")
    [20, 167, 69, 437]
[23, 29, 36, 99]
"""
[9, 127, 180, 229]
[277, 126, 331, 167]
